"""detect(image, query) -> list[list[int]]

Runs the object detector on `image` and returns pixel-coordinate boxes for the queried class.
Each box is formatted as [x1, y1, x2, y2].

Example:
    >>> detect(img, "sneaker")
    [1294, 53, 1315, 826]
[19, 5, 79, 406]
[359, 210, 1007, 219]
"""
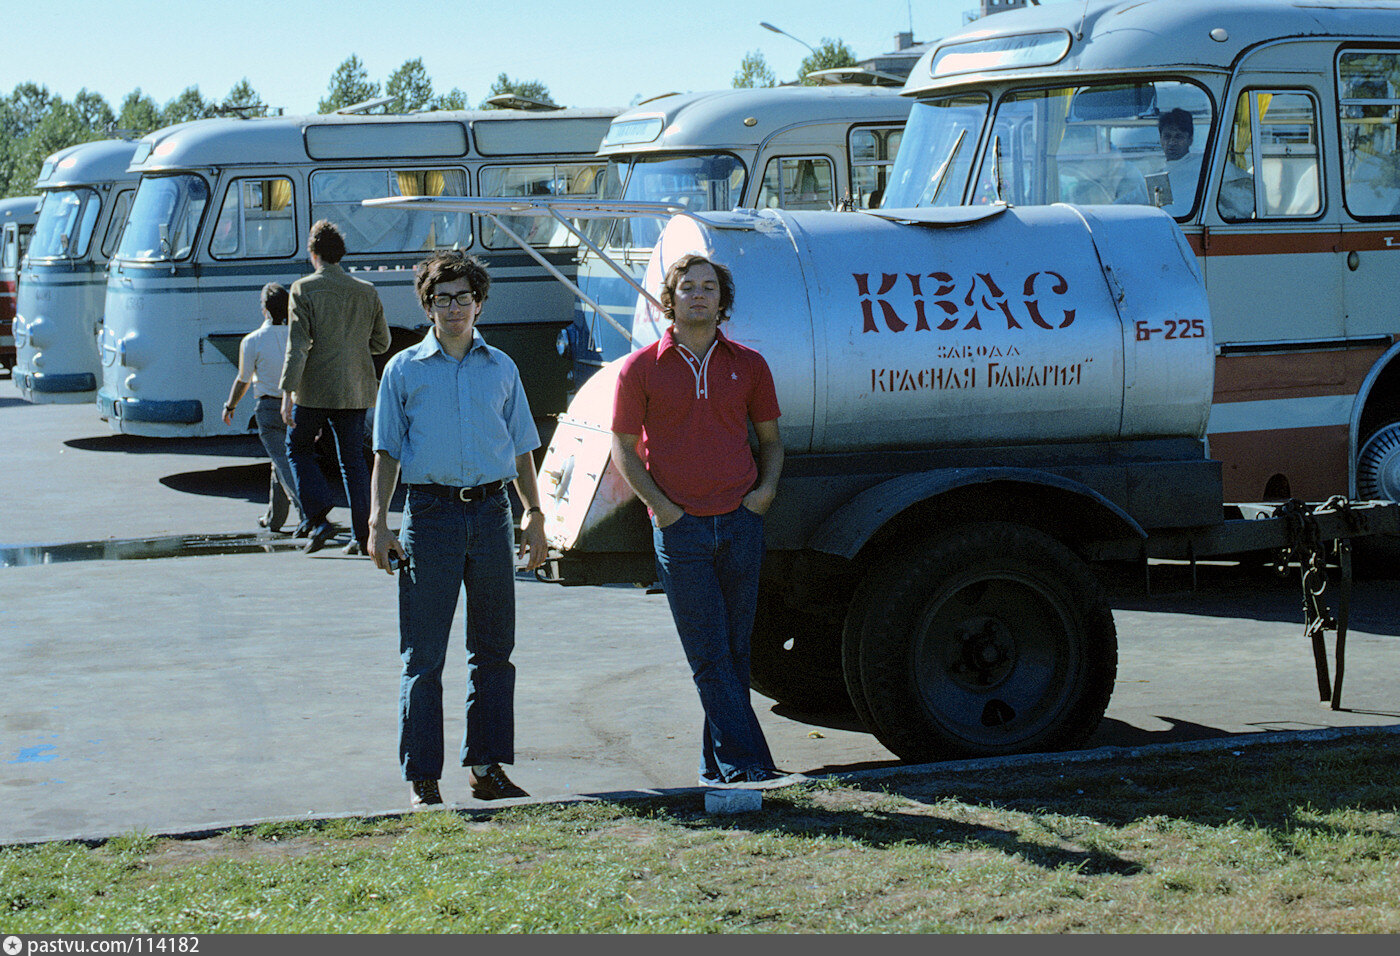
[410, 779, 443, 809]
[342, 540, 365, 556]
[469, 764, 529, 800]
[700, 768, 809, 790]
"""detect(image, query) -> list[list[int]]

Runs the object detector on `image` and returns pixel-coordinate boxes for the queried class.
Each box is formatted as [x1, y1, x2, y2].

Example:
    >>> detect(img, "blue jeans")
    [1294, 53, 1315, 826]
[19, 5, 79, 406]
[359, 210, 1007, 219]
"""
[652, 505, 775, 783]
[398, 486, 518, 780]
[286, 405, 370, 545]
[255, 396, 302, 531]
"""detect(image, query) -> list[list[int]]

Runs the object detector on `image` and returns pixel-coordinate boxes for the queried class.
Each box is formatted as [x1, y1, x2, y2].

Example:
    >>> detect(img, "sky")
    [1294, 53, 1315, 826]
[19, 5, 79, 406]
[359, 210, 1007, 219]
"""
[2, 0, 987, 116]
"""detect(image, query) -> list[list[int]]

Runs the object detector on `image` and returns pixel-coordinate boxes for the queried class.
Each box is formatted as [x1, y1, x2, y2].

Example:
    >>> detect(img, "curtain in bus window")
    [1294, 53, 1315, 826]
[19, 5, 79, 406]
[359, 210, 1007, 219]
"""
[1339, 52, 1400, 217]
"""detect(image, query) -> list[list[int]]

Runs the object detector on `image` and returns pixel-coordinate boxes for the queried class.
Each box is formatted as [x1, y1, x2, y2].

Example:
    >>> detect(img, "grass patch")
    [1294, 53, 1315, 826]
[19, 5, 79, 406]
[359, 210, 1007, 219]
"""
[4, 733, 1399, 933]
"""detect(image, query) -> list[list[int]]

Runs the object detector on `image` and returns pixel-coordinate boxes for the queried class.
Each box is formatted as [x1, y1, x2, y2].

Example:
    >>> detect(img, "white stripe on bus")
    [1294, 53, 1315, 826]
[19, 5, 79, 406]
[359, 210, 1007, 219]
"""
[1207, 394, 1352, 434]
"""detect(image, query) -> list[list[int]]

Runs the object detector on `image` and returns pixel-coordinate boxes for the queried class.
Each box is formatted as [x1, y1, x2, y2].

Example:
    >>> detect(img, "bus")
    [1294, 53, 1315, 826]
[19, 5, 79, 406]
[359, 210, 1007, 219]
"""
[565, 85, 912, 376]
[98, 105, 620, 439]
[11, 139, 140, 403]
[880, 0, 1400, 507]
[0, 195, 39, 375]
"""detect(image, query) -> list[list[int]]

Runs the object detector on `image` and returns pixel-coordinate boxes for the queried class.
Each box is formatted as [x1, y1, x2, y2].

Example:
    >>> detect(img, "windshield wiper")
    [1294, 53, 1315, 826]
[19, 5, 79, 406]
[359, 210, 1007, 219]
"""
[928, 128, 967, 206]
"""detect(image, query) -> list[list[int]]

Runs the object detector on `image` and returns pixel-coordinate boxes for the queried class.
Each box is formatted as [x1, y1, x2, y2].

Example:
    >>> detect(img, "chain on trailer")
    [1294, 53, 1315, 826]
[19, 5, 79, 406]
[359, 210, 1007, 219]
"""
[1271, 496, 1358, 710]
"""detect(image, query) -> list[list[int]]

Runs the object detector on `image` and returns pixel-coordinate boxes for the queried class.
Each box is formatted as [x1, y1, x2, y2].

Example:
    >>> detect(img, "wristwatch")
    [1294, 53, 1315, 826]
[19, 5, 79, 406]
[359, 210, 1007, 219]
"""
[525, 506, 543, 517]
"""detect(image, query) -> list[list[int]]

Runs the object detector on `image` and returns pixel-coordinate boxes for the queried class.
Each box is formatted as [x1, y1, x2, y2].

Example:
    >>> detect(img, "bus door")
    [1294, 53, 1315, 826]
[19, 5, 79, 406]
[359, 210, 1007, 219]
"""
[1337, 48, 1400, 339]
[1203, 75, 1345, 500]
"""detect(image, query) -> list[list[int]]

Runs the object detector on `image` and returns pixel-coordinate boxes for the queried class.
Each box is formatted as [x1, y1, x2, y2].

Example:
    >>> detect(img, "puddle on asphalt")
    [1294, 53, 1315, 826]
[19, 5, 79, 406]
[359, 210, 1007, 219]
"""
[1, 532, 307, 568]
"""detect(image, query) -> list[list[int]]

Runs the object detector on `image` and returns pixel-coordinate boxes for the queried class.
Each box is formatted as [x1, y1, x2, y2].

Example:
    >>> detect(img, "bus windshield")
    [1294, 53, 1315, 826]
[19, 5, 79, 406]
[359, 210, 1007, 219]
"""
[886, 80, 1214, 218]
[28, 188, 100, 259]
[116, 174, 210, 261]
[595, 153, 746, 249]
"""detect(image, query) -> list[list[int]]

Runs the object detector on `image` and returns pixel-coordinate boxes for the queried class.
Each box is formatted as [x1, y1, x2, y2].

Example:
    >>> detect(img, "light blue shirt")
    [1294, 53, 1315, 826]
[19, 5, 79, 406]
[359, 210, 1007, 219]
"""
[373, 329, 539, 487]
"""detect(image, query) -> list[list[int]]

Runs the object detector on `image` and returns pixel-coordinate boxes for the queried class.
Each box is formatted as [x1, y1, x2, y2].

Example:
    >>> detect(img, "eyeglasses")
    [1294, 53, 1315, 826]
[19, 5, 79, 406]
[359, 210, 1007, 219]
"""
[431, 291, 477, 308]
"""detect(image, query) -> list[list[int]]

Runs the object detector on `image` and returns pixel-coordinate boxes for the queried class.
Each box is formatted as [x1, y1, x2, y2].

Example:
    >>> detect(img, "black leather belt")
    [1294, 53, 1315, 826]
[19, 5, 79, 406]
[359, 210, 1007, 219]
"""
[409, 480, 505, 502]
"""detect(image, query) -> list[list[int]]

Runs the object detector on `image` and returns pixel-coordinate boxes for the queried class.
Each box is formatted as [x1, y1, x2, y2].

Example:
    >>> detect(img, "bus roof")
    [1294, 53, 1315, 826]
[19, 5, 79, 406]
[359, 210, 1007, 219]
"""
[596, 86, 913, 157]
[0, 195, 40, 223]
[905, 0, 1400, 97]
[130, 107, 625, 173]
[36, 139, 142, 189]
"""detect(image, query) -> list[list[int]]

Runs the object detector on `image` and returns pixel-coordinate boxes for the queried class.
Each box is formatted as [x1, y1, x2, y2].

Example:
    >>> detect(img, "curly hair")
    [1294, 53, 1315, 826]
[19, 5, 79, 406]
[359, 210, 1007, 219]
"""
[414, 249, 491, 312]
[307, 219, 347, 263]
[659, 254, 734, 323]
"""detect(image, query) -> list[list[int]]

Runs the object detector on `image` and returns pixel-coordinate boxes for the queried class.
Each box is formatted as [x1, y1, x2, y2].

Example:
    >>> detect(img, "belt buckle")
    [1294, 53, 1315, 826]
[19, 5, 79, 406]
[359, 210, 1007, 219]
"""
[456, 486, 473, 502]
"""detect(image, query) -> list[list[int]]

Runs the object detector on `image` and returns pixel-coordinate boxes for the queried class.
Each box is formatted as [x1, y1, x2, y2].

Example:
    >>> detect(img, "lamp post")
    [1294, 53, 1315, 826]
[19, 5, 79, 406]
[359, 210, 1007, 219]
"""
[759, 21, 817, 55]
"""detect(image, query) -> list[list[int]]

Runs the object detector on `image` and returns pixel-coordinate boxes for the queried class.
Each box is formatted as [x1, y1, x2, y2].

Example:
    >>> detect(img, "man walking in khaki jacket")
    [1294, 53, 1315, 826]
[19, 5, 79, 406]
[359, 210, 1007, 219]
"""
[280, 219, 391, 555]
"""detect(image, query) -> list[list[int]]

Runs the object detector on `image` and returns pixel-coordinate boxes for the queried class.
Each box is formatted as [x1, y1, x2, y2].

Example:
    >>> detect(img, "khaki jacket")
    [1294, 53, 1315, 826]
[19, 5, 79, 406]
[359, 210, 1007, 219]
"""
[280, 262, 391, 408]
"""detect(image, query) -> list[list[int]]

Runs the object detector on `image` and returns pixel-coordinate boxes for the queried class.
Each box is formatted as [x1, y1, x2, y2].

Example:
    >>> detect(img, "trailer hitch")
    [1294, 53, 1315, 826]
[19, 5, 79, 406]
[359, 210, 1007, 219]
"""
[1272, 496, 1355, 710]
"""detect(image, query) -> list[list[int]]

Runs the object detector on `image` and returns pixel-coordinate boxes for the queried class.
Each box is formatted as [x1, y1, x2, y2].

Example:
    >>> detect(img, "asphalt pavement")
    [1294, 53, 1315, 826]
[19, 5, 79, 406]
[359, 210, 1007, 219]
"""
[3, 376, 1398, 845]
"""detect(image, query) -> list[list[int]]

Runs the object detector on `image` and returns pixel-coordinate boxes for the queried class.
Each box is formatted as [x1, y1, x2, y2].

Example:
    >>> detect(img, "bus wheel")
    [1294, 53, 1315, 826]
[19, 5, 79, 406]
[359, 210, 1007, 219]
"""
[748, 589, 851, 713]
[1354, 422, 1400, 578]
[1357, 422, 1400, 501]
[851, 522, 1117, 763]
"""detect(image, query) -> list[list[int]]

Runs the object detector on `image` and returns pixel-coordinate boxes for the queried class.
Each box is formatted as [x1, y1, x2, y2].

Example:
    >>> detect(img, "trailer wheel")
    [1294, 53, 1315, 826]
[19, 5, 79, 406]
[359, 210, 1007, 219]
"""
[748, 589, 850, 712]
[853, 522, 1117, 763]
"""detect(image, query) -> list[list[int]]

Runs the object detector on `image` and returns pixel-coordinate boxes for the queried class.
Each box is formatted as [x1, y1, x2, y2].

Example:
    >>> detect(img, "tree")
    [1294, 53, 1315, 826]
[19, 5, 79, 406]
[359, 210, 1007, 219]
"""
[733, 50, 777, 89]
[433, 88, 470, 111]
[319, 55, 381, 113]
[798, 38, 858, 85]
[73, 89, 115, 132]
[161, 86, 215, 125]
[386, 58, 434, 113]
[116, 89, 162, 136]
[221, 78, 268, 117]
[6, 83, 54, 138]
[481, 73, 554, 109]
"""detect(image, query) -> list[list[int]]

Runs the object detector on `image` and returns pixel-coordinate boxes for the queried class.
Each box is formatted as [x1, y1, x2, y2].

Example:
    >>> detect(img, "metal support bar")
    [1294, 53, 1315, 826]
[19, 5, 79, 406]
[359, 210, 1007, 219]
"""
[482, 213, 633, 345]
[542, 207, 665, 313]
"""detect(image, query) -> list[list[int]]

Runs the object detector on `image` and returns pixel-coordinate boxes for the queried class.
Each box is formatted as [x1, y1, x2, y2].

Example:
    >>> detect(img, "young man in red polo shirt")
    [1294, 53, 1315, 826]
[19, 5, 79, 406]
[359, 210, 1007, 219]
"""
[611, 253, 803, 790]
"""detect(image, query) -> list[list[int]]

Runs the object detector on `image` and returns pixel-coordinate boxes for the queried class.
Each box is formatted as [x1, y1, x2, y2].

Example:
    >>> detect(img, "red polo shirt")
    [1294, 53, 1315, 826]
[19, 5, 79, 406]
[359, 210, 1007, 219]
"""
[612, 327, 781, 516]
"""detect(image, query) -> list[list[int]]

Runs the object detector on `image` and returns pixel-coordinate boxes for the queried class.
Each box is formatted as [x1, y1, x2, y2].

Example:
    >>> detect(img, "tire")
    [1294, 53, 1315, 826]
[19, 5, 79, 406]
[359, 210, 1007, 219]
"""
[1355, 422, 1400, 579]
[852, 522, 1117, 763]
[748, 587, 851, 712]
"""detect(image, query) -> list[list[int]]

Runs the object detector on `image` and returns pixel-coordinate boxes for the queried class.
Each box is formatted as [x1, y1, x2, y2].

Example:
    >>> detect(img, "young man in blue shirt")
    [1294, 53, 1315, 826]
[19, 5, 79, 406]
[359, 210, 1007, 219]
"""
[368, 250, 547, 808]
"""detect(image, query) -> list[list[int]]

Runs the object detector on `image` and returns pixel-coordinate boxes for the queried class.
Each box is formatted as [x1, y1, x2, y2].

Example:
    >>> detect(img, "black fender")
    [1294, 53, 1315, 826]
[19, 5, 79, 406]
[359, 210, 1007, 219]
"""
[804, 466, 1147, 561]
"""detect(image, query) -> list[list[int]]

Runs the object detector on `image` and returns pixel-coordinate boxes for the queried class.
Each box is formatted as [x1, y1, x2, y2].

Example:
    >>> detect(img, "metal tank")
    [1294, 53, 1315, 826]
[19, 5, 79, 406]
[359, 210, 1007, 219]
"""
[543, 203, 1214, 558]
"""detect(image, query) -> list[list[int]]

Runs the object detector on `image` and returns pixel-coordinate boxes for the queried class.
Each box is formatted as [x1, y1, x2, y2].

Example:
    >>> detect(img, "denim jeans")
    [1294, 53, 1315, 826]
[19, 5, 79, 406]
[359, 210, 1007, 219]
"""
[398, 486, 518, 780]
[255, 396, 301, 531]
[285, 405, 370, 546]
[652, 505, 775, 783]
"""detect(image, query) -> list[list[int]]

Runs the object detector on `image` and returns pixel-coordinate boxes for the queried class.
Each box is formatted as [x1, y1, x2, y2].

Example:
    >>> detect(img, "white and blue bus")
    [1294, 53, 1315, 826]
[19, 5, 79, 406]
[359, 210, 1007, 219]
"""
[98, 105, 620, 438]
[565, 85, 912, 379]
[12, 139, 140, 402]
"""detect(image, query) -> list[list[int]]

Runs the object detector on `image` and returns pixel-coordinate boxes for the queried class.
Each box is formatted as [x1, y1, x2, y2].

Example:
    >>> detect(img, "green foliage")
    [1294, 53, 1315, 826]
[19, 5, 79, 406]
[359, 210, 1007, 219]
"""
[733, 50, 777, 89]
[116, 89, 161, 136]
[318, 54, 381, 113]
[160, 86, 215, 125]
[220, 78, 268, 117]
[0, 84, 115, 198]
[798, 38, 858, 85]
[481, 73, 555, 109]
[386, 58, 434, 114]
[433, 88, 471, 111]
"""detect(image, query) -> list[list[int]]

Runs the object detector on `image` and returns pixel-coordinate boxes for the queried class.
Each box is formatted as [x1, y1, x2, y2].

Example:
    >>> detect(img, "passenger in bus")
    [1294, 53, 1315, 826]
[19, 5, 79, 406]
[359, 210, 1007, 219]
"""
[1155, 108, 1203, 216]
[611, 254, 804, 791]
[280, 219, 390, 556]
[220, 282, 304, 535]
[368, 250, 547, 808]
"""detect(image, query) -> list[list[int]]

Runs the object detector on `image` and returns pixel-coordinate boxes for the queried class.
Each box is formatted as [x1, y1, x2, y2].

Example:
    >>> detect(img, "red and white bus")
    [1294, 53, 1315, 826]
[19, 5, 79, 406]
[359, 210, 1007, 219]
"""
[884, 0, 1400, 505]
[0, 195, 39, 374]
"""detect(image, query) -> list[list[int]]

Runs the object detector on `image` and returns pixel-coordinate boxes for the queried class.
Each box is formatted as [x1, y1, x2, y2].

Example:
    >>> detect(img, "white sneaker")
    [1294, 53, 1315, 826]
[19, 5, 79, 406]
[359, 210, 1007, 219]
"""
[701, 768, 808, 790]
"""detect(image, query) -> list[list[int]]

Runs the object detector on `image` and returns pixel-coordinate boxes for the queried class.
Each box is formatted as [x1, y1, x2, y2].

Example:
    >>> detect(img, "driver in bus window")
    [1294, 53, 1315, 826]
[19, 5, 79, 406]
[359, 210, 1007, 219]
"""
[1156, 108, 1202, 216]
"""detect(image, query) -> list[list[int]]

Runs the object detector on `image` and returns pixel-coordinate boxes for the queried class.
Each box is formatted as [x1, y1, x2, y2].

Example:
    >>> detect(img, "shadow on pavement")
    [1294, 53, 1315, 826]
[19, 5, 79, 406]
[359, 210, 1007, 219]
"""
[66, 434, 265, 457]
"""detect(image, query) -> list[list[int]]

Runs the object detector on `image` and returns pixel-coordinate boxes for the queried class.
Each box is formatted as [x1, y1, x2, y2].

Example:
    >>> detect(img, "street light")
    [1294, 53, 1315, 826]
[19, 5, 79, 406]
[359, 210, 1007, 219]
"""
[759, 21, 817, 55]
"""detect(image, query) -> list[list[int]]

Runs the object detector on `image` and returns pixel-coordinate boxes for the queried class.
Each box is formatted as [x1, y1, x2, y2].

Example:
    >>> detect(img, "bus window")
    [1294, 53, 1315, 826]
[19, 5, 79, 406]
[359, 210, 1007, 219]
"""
[607, 154, 745, 249]
[478, 163, 605, 249]
[584, 160, 626, 247]
[99, 189, 133, 259]
[116, 175, 210, 260]
[309, 168, 471, 255]
[210, 178, 295, 259]
[884, 93, 988, 207]
[850, 126, 902, 208]
[2, 224, 16, 270]
[967, 81, 1213, 210]
[1221, 91, 1319, 220]
[29, 189, 100, 258]
[1339, 51, 1400, 218]
[755, 156, 835, 211]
